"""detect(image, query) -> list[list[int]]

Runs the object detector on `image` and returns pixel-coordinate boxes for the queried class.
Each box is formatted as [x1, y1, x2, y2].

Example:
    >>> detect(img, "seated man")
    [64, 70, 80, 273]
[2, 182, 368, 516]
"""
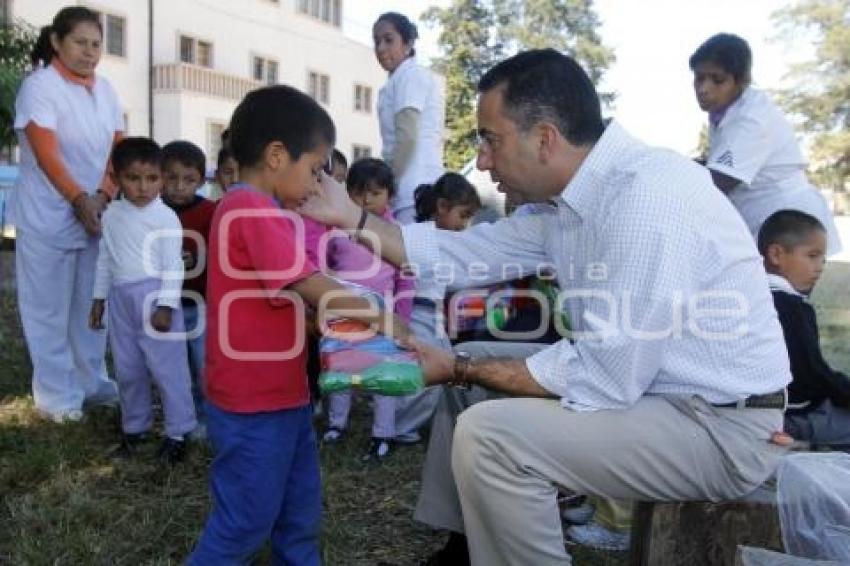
[301, 49, 791, 566]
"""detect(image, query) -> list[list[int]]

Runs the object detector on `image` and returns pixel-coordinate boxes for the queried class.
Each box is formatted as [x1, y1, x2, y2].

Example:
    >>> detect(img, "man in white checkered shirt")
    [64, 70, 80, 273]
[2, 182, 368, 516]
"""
[301, 49, 792, 566]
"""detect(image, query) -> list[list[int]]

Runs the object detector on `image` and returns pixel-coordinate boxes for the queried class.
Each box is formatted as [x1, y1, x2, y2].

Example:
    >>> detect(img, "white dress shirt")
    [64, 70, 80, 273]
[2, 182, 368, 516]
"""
[94, 197, 184, 308]
[402, 120, 792, 410]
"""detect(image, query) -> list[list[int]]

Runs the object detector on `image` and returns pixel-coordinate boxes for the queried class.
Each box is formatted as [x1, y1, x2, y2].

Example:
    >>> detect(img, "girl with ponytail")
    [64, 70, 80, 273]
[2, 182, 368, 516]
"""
[413, 172, 481, 230]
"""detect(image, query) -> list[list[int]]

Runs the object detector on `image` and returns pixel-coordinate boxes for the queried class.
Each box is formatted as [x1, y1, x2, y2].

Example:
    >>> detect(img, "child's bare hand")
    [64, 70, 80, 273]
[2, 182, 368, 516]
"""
[297, 172, 360, 228]
[89, 299, 105, 330]
[150, 306, 173, 332]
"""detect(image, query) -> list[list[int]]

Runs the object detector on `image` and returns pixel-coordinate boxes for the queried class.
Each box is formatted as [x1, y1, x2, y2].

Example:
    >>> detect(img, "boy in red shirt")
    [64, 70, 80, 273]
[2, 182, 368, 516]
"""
[189, 85, 408, 565]
[161, 140, 216, 437]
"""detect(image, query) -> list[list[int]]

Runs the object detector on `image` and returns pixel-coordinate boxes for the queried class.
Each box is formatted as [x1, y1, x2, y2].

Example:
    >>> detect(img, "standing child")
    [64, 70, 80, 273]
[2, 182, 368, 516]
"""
[758, 210, 850, 449]
[89, 137, 196, 464]
[189, 85, 410, 564]
[161, 140, 217, 437]
[394, 172, 481, 443]
[321, 158, 415, 460]
[212, 146, 239, 199]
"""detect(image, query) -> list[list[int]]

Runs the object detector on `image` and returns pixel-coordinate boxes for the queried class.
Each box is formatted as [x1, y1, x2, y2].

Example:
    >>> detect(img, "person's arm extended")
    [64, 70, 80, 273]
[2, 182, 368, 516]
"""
[709, 169, 740, 194]
[288, 272, 410, 342]
[412, 337, 554, 398]
[25, 122, 86, 203]
[299, 173, 408, 267]
[392, 107, 420, 180]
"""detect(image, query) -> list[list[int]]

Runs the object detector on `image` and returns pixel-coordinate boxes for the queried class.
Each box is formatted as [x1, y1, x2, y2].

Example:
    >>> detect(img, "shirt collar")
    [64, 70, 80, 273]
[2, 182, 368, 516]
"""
[766, 273, 806, 298]
[558, 119, 634, 219]
[391, 56, 416, 77]
[51, 58, 96, 90]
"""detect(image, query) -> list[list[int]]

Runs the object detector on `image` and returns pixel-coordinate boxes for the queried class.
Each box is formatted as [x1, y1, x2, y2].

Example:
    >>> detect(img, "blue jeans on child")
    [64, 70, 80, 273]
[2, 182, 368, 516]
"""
[182, 303, 206, 422]
[188, 402, 321, 565]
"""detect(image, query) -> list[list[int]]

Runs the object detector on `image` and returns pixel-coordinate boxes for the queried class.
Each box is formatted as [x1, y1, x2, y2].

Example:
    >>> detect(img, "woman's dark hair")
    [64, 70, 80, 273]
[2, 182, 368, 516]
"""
[689, 33, 752, 86]
[162, 140, 206, 178]
[346, 158, 395, 197]
[31, 6, 102, 68]
[414, 173, 481, 222]
[332, 148, 348, 170]
[478, 49, 605, 146]
[375, 12, 418, 58]
[229, 85, 335, 168]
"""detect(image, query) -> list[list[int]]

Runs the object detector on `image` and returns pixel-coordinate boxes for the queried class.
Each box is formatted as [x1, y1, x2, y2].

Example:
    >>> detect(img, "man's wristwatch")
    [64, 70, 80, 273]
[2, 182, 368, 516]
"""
[451, 351, 473, 390]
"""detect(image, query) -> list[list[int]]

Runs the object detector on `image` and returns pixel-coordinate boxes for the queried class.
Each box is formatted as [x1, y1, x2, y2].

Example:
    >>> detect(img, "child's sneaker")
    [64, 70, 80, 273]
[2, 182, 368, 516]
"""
[565, 520, 630, 551]
[362, 437, 391, 462]
[322, 426, 344, 444]
[109, 432, 149, 459]
[157, 437, 187, 465]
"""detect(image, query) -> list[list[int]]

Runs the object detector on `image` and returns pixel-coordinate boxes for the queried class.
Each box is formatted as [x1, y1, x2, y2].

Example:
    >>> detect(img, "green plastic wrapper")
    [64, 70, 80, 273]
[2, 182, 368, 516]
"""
[319, 361, 424, 396]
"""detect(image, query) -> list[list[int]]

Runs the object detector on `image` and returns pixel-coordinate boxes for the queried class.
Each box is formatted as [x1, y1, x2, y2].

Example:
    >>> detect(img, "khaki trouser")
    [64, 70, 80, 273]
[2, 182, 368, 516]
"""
[414, 341, 787, 566]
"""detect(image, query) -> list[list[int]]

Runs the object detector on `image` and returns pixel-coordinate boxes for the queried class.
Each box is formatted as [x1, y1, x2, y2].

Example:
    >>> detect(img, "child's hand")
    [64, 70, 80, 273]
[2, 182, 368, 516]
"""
[89, 299, 106, 330]
[298, 172, 360, 229]
[150, 306, 173, 332]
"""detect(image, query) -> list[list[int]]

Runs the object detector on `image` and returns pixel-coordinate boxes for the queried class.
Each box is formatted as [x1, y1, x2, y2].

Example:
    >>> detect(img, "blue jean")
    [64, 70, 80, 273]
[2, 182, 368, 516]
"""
[182, 303, 206, 421]
[188, 402, 321, 565]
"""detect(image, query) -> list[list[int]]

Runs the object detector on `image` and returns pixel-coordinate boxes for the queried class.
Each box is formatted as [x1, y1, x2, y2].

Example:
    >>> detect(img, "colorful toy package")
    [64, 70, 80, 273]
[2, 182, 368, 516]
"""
[318, 286, 423, 396]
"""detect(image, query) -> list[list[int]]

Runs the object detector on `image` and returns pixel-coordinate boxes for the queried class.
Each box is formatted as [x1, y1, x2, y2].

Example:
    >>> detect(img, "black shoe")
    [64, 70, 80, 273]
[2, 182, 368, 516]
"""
[423, 532, 470, 566]
[157, 437, 187, 465]
[108, 432, 149, 459]
[362, 437, 392, 462]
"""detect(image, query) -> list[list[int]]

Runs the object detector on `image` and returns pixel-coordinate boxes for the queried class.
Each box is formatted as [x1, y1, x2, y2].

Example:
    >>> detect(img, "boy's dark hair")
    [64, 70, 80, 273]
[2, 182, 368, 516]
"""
[229, 85, 335, 168]
[478, 49, 605, 147]
[217, 146, 234, 168]
[162, 140, 206, 178]
[31, 7, 102, 68]
[375, 12, 418, 57]
[332, 148, 348, 170]
[689, 33, 752, 86]
[414, 172, 481, 222]
[111, 137, 162, 174]
[346, 158, 395, 197]
[757, 209, 826, 256]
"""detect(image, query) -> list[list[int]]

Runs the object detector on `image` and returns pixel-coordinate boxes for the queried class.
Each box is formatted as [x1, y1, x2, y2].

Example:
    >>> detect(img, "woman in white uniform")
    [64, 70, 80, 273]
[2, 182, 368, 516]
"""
[373, 12, 447, 442]
[373, 12, 445, 225]
[690, 33, 842, 255]
[13, 6, 123, 422]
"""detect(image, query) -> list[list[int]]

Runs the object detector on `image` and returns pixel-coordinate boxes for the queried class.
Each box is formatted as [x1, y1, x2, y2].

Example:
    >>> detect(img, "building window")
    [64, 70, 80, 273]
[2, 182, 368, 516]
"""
[207, 122, 226, 167]
[87, 9, 126, 57]
[297, 0, 342, 27]
[252, 56, 279, 85]
[354, 84, 372, 113]
[308, 71, 330, 105]
[352, 144, 371, 161]
[179, 35, 213, 67]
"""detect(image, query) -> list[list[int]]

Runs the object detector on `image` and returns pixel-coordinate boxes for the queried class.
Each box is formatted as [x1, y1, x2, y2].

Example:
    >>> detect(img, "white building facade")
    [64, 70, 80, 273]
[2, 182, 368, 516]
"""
[11, 0, 385, 167]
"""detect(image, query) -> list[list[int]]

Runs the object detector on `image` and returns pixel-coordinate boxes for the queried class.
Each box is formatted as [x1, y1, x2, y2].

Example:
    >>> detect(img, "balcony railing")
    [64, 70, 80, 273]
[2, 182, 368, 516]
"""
[153, 63, 262, 101]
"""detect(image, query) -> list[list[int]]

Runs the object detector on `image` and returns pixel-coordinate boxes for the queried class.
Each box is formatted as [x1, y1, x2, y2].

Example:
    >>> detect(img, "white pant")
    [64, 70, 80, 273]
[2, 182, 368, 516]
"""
[16, 230, 114, 413]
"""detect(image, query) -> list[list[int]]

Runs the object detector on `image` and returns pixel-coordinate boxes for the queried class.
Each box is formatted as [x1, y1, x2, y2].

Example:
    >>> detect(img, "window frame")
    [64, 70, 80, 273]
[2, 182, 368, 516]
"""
[307, 70, 330, 105]
[84, 4, 128, 59]
[177, 32, 214, 68]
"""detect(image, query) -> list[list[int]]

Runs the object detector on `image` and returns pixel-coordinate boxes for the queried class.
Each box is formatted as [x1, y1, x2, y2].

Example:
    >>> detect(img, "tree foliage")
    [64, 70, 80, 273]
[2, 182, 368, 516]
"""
[423, 0, 614, 171]
[0, 20, 37, 155]
[773, 0, 850, 190]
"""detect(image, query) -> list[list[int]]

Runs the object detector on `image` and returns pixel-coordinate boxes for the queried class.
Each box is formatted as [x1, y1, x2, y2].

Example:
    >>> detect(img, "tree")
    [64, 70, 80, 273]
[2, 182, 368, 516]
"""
[0, 19, 37, 159]
[493, 0, 615, 104]
[773, 0, 850, 191]
[423, 0, 615, 170]
[422, 0, 498, 171]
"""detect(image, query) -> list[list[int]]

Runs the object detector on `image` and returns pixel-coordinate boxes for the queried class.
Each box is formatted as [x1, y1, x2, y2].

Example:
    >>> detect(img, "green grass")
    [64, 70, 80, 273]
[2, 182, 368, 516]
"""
[7, 256, 848, 564]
